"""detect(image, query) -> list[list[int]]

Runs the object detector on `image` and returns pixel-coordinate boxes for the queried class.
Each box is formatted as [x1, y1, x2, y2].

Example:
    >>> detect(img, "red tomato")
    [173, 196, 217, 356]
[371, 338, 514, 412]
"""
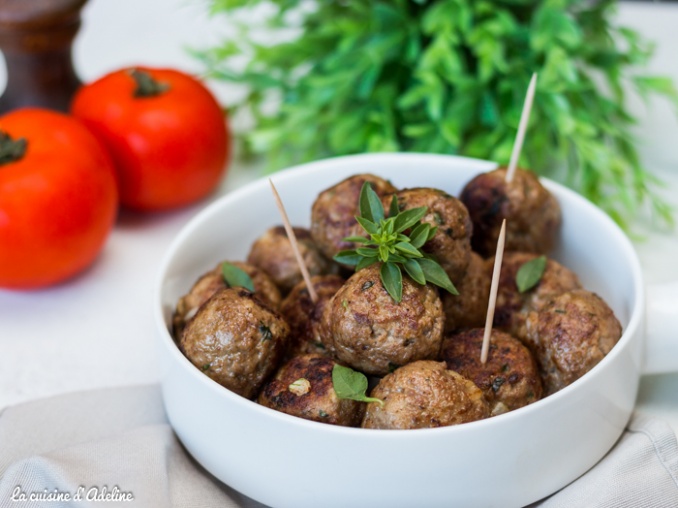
[71, 67, 230, 211]
[0, 108, 118, 289]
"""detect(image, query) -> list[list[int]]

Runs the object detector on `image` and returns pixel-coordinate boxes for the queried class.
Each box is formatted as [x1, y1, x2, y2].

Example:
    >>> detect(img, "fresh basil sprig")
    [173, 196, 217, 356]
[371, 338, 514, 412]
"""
[516, 255, 547, 293]
[332, 364, 383, 406]
[334, 182, 458, 303]
[221, 261, 255, 292]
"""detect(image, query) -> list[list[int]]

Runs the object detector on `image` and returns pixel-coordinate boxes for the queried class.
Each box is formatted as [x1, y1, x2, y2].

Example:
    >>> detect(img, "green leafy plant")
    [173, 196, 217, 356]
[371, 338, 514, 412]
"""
[332, 364, 383, 405]
[333, 182, 457, 302]
[199, 0, 678, 228]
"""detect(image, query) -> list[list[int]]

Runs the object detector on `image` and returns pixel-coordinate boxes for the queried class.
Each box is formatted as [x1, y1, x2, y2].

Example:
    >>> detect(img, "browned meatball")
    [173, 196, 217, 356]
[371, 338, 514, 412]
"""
[258, 354, 364, 426]
[460, 167, 561, 257]
[180, 287, 289, 399]
[394, 187, 472, 283]
[361, 361, 490, 429]
[280, 275, 345, 357]
[441, 329, 542, 414]
[310, 174, 397, 261]
[490, 252, 581, 343]
[247, 226, 335, 294]
[442, 252, 490, 332]
[525, 289, 622, 395]
[173, 260, 282, 337]
[326, 264, 444, 376]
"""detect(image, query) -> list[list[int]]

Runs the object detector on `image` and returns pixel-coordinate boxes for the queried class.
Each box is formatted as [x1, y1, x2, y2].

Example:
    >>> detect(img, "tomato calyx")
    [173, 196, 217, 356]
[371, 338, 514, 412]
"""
[129, 69, 170, 98]
[0, 131, 27, 165]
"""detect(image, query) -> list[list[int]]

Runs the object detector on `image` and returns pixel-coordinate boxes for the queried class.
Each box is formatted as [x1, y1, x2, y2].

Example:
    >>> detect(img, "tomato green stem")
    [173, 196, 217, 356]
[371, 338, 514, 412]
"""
[129, 69, 170, 98]
[0, 132, 27, 165]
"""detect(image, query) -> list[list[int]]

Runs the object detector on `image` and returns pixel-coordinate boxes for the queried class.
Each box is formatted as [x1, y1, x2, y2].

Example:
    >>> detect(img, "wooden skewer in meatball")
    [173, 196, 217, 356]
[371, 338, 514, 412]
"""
[325, 263, 445, 376]
[361, 361, 490, 429]
[441, 328, 543, 415]
[280, 274, 345, 358]
[460, 167, 561, 257]
[490, 252, 581, 344]
[173, 260, 282, 338]
[258, 354, 365, 426]
[524, 289, 622, 395]
[180, 287, 290, 399]
[247, 225, 335, 295]
[310, 174, 397, 262]
[391, 187, 473, 284]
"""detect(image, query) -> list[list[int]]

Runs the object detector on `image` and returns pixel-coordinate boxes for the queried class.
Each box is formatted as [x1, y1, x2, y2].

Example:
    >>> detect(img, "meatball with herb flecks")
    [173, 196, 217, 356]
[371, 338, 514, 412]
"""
[258, 354, 364, 426]
[173, 260, 282, 338]
[280, 274, 345, 358]
[311, 174, 397, 262]
[247, 226, 335, 294]
[326, 264, 444, 376]
[525, 289, 622, 395]
[461, 167, 561, 257]
[361, 361, 490, 429]
[392, 187, 472, 284]
[441, 328, 542, 415]
[489, 252, 581, 344]
[442, 252, 490, 333]
[180, 287, 289, 399]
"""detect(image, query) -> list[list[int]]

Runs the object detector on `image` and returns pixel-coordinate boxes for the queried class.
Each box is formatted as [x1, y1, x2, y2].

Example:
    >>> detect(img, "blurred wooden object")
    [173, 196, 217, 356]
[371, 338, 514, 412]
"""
[0, 0, 88, 113]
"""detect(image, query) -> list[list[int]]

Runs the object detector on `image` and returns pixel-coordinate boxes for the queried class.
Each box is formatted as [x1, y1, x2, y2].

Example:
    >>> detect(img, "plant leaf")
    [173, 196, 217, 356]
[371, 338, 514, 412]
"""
[403, 259, 426, 285]
[393, 207, 428, 232]
[356, 247, 379, 258]
[394, 242, 423, 258]
[356, 216, 379, 235]
[221, 262, 254, 291]
[359, 182, 385, 223]
[332, 364, 383, 405]
[516, 255, 547, 293]
[342, 235, 371, 244]
[417, 258, 458, 295]
[356, 256, 379, 271]
[380, 262, 403, 303]
[333, 250, 361, 266]
[388, 194, 400, 218]
[409, 223, 431, 248]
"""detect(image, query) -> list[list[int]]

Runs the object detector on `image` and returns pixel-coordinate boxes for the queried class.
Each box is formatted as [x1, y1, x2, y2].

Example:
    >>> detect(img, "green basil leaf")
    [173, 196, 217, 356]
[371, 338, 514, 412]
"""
[356, 216, 379, 235]
[403, 258, 426, 285]
[333, 250, 361, 266]
[409, 223, 431, 248]
[394, 242, 423, 258]
[388, 194, 400, 218]
[342, 235, 371, 244]
[359, 181, 385, 224]
[417, 258, 458, 295]
[394, 206, 428, 232]
[356, 256, 379, 271]
[356, 247, 379, 258]
[380, 262, 403, 303]
[221, 262, 255, 291]
[516, 255, 547, 293]
[332, 364, 383, 405]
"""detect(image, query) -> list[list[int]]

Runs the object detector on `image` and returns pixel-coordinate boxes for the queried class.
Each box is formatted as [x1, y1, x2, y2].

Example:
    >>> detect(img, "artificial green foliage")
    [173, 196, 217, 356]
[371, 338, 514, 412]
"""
[199, 0, 678, 227]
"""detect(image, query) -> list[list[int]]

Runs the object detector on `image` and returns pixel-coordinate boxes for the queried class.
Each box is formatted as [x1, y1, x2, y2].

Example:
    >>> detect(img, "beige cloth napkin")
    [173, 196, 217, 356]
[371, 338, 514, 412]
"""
[0, 385, 677, 508]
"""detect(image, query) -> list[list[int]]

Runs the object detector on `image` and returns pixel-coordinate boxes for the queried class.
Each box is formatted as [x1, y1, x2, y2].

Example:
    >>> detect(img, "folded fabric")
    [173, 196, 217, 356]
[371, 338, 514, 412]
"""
[0, 385, 677, 508]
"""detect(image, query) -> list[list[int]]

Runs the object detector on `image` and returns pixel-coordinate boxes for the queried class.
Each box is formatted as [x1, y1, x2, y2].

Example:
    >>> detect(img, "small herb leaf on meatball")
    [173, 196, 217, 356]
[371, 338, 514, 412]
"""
[332, 364, 384, 405]
[333, 182, 457, 302]
[221, 261, 255, 291]
[516, 255, 547, 293]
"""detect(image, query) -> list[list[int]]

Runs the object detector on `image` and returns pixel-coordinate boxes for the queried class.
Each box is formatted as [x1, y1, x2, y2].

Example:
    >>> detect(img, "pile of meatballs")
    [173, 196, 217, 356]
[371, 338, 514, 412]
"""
[173, 169, 622, 430]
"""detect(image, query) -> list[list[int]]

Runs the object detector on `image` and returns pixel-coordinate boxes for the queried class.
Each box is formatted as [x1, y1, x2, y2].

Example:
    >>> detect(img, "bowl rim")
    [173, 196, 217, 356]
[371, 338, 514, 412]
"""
[153, 152, 645, 437]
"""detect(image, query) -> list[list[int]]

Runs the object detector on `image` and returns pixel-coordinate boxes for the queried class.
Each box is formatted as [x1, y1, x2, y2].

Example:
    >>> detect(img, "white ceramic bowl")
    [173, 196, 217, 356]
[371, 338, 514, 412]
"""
[155, 153, 668, 508]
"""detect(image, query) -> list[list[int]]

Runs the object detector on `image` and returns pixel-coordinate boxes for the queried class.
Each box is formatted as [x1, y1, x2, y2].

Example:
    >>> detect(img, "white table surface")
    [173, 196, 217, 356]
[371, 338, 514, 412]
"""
[1, 0, 677, 435]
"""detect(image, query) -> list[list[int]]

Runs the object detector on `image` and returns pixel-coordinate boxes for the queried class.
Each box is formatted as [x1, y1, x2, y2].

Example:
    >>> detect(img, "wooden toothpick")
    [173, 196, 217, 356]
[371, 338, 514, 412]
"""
[506, 73, 538, 183]
[481, 219, 507, 364]
[269, 179, 318, 304]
